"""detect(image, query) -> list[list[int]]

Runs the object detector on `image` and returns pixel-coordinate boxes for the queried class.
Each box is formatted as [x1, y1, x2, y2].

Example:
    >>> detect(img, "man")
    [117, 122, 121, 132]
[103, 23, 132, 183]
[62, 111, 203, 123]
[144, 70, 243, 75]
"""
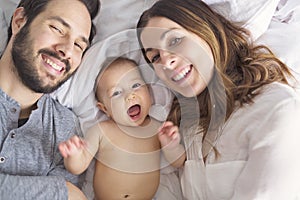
[0, 0, 99, 199]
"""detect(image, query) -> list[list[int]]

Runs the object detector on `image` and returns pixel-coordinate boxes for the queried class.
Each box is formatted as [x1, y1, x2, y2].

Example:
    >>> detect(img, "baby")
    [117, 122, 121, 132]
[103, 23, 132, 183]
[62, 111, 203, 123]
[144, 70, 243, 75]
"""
[59, 57, 185, 200]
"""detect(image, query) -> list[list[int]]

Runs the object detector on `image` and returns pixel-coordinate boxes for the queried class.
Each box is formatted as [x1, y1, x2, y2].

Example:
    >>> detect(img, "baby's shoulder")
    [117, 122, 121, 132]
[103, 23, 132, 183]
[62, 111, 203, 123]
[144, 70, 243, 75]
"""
[95, 120, 117, 132]
[86, 120, 115, 136]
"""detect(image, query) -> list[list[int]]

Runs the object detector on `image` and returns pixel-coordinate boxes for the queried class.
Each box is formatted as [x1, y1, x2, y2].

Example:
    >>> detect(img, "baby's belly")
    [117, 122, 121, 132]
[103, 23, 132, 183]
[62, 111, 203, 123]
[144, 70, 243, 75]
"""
[97, 142, 161, 173]
[93, 161, 160, 200]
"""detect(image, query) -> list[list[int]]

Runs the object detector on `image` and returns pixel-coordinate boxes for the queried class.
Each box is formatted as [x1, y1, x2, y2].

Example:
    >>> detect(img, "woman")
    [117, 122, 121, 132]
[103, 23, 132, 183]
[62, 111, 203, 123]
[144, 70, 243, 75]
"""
[137, 0, 300, 199]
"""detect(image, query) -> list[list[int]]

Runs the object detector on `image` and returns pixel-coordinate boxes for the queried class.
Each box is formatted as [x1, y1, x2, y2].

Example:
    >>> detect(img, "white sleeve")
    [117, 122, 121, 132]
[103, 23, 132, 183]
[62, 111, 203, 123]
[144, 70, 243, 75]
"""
[231, 97, 300, 199]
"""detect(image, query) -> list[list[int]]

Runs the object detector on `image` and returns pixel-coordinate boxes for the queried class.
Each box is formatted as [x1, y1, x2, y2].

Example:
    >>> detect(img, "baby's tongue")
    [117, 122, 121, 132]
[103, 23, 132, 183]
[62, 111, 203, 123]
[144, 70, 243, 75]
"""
[128, 105, 140, 116]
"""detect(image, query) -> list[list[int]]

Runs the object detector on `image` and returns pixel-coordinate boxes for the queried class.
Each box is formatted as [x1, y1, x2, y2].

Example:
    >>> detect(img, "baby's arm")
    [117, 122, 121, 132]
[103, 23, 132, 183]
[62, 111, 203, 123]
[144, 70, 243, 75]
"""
[158, 121, 186, 168]
[59, 124, 101, 175]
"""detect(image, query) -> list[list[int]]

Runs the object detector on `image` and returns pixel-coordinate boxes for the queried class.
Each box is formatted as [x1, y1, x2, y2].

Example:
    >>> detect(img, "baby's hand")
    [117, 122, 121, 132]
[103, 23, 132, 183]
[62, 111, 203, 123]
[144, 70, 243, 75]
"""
[58, 135, 86, 158]
[158, 121, 181, 149]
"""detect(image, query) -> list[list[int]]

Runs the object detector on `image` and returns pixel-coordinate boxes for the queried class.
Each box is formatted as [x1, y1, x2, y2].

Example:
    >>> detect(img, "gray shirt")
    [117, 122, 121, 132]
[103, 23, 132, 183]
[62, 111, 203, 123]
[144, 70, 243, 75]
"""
[0, 88, 83, 200]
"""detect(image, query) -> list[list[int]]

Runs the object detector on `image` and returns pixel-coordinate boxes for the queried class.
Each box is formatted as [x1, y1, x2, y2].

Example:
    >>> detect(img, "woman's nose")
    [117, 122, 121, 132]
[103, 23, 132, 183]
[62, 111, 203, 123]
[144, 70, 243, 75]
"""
[159, 50, 176, 70]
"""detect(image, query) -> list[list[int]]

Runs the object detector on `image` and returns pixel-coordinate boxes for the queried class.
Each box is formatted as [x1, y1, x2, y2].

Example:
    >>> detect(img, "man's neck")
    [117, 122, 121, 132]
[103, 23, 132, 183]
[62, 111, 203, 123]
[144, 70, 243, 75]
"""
[19, 102, 38, 119]
[0, 48, 43, 117]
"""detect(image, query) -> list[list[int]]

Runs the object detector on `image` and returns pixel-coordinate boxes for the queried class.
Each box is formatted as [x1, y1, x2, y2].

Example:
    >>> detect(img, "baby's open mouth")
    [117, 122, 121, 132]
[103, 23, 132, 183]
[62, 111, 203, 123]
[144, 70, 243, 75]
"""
[127, 104, 141, 119]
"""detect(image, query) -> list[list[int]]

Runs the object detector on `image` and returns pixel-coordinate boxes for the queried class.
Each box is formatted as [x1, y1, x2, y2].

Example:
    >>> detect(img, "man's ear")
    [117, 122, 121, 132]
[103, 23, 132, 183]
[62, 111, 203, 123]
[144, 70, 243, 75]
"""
[96, 102, 110, 117]
[11, 7, 27, 35]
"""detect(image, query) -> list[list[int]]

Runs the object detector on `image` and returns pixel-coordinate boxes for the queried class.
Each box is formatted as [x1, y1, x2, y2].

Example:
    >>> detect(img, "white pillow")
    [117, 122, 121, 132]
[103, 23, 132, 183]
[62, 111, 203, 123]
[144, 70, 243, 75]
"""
[203, 0, 281, 40]
[92, 0, 158, 42]
[0, 0, 18, 24]
[0, 0, 18, 55]
[93, 0, 280, 42]
[0, 9, 8, 55]
[255, 0, 300, 77]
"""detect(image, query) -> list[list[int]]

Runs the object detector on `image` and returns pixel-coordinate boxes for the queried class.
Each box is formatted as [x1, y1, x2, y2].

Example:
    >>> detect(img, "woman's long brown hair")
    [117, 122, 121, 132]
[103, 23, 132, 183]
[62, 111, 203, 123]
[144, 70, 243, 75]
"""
[137, 0, 294, 158]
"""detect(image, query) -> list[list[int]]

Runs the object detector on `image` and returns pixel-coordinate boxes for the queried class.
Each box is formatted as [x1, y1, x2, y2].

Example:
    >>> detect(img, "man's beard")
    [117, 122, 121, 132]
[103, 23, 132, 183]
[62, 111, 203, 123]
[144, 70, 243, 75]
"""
[11, 22, 75, 93]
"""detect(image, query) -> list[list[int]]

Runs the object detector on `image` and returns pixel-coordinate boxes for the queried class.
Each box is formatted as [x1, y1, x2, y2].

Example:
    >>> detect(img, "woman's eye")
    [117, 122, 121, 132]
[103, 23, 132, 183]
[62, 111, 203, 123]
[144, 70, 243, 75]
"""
[150, 54, 160, 63]
[132, 83, 141, 89]
[169, 37, 182, 47]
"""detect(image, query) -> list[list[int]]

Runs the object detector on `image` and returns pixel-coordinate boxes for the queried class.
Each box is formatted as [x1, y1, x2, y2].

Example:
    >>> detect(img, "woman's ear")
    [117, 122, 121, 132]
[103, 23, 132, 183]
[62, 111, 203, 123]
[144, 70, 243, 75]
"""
[96, 102, 110, 117]
[11, 7, 27, 35]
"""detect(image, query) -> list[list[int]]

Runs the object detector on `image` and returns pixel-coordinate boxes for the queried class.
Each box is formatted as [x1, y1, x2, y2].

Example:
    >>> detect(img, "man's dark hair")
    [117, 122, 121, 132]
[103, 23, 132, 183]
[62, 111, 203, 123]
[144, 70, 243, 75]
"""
[7, 0, 100, 45]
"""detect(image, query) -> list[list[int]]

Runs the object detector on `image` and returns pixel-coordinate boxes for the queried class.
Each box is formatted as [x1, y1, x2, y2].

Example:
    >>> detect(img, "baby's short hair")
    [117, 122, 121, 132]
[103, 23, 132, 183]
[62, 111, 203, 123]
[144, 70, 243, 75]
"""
[94, 56, 139, 102]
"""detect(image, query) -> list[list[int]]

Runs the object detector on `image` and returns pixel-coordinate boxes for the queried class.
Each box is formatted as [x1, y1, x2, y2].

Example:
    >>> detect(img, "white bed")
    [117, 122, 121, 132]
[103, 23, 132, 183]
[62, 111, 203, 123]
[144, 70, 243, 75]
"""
[1, 0, 300, 199]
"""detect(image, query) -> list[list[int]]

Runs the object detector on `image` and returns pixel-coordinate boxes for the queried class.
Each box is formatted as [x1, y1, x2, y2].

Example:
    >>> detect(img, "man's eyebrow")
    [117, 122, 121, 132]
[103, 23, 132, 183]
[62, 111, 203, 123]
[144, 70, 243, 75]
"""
[49, 16, 90, 47]
[80, 36, 90, 48]
[49, 16, 71, 29]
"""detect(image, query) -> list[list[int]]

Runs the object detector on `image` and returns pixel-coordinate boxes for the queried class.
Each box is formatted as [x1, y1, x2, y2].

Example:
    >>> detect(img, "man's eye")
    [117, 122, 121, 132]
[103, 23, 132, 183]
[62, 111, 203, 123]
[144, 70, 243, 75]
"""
[75, 43, 84, 51]
[50, 25, 63, 34]
[132, 83, 141, 89]
[169, 37, 183, 47]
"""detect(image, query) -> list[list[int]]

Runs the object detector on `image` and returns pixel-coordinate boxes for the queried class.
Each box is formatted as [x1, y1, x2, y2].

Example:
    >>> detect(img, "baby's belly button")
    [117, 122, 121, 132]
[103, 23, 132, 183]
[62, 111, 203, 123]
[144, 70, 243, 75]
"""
[122, 194, 131, 199]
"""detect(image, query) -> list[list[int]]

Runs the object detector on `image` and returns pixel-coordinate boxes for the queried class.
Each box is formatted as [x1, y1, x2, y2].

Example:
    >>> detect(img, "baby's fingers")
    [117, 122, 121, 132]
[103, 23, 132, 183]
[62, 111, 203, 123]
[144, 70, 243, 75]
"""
[69, 136, 85, 148]
[159, 121, 174, 131]
[58, 142, 69, 158]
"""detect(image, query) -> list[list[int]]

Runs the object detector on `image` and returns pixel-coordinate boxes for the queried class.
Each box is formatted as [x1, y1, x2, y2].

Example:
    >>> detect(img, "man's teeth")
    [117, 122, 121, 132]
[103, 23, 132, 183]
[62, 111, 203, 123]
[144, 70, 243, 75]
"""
[173, 67, 191, 81]
[45, 58, 63, 71]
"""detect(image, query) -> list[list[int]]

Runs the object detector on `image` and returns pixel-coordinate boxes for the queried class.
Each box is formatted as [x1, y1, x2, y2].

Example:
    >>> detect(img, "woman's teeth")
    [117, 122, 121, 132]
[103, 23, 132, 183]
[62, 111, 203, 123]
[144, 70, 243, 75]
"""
[45, 58, 63, 71]
[172, 66, 191, 81]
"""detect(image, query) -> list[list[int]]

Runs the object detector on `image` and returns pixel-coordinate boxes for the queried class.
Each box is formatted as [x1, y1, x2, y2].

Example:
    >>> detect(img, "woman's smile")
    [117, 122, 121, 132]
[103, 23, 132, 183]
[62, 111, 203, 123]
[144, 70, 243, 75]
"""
[171, 64, 192, 82]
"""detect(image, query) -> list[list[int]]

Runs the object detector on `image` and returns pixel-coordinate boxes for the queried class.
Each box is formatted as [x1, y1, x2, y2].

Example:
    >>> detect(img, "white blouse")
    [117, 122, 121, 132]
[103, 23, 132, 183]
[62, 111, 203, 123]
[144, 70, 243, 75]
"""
[181, 82, 300, 200]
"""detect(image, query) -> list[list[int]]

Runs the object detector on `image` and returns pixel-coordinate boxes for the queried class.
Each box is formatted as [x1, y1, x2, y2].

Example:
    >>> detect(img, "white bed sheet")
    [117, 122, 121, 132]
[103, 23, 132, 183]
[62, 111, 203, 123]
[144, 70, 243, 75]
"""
[1, 0, 300, 199]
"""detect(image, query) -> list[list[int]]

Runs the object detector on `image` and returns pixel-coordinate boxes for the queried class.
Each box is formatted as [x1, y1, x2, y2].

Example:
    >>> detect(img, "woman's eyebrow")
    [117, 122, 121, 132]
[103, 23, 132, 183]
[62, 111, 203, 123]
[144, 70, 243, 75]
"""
[160, 28, 178, 40]
[144, 48, 153, 54]
[144, 27, 179, 53]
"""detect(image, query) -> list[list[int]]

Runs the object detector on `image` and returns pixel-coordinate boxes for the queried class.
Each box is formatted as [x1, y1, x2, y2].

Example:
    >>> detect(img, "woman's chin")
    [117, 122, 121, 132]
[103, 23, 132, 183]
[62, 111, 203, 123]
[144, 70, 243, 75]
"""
[177, 88, 200, 98]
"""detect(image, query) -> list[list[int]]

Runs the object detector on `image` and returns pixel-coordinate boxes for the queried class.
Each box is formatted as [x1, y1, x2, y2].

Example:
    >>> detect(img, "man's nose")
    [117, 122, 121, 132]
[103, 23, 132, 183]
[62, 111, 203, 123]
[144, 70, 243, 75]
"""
[55, 39, 74, 59]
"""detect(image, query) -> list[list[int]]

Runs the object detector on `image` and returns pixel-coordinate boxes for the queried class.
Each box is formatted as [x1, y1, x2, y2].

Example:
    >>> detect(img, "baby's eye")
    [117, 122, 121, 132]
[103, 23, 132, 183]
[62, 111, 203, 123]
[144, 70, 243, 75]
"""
[132, 83, 142, 89]
[169, 37, 183, 47]
[111, 90, 122, 97]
